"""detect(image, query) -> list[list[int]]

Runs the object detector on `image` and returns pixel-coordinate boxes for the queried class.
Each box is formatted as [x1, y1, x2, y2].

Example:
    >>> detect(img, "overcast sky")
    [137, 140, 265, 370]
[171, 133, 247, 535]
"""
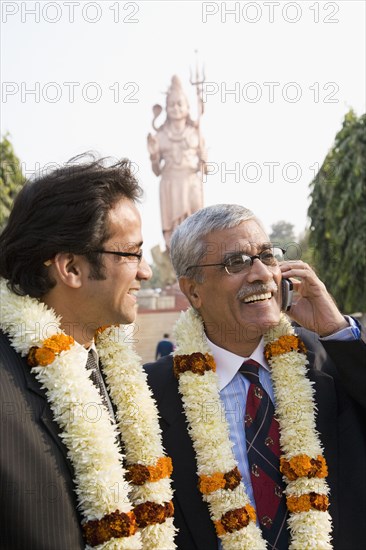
[1, 0, 365, 260]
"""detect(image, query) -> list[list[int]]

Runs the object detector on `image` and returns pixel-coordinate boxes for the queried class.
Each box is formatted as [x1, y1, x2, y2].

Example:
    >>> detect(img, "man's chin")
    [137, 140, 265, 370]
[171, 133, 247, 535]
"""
[248, 310, 282, 334]
[119, 311, 137, 326]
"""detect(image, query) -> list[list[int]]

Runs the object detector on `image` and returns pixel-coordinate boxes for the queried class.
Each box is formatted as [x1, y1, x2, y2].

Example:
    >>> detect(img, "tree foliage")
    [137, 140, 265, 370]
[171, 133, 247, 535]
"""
[308, 110, 366, 313]
[269, 220, 296, 247]
[0, 134, 25, 230]
[269, 220, 304, 261]
[297, 229, 314, 266]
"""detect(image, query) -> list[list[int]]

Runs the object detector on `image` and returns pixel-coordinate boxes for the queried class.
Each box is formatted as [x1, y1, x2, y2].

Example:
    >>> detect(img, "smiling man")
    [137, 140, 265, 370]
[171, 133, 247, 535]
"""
[145, 204, 366, 550]
[0, 155, 168, 549]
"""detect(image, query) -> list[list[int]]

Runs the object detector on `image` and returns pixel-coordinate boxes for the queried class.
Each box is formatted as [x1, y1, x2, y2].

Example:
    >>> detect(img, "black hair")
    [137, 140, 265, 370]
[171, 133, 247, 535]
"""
[0, 153, 143, 297]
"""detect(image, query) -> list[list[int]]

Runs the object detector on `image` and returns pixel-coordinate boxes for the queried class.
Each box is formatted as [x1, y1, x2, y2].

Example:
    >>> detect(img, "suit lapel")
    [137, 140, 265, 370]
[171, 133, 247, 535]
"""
[21, 356, 75, 476]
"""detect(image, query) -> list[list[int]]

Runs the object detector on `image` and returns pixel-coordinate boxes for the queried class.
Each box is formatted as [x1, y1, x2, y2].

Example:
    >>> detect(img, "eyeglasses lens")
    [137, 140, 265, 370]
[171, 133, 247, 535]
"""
[225, 247, 284, 274]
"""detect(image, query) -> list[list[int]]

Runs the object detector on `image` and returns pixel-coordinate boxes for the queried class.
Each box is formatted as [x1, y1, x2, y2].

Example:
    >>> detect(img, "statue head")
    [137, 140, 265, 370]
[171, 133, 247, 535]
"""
[166, 75, 189, 121]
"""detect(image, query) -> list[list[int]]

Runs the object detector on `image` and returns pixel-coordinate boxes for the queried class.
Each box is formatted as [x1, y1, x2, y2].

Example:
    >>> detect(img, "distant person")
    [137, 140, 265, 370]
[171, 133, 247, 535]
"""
[155, 333, 174, 359]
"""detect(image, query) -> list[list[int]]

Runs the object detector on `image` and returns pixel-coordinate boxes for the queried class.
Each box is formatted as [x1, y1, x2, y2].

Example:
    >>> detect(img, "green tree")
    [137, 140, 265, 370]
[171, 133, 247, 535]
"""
[308, 110, 366, 313]
[0, 134, 25, 230]
[269, 220, 296, 247]
[297, 229, 314, 265]
[269, 221, 310, 262]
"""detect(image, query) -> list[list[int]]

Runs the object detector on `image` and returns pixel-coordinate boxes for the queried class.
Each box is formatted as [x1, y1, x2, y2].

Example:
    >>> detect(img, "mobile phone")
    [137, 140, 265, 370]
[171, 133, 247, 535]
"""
[281, 278, 293, 311]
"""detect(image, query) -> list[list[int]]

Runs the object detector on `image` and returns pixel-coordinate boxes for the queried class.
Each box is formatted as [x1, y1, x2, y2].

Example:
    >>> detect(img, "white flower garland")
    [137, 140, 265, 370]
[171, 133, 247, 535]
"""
[0, 279, 176, 550]
[173, 307, 333, 550]
[264, 316, 332, 549]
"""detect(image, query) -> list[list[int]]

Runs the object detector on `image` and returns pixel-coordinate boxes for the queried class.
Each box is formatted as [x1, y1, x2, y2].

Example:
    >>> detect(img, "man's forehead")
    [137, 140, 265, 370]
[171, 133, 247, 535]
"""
[108, 198, 140, 224]
[201, 241, 271, 260]
[202, 220, 269, 256]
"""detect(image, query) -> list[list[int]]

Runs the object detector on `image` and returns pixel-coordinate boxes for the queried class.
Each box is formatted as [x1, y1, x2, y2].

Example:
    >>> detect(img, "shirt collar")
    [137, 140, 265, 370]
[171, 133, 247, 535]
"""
[76, 339, 99, 365]
[206, 336, 269, 390]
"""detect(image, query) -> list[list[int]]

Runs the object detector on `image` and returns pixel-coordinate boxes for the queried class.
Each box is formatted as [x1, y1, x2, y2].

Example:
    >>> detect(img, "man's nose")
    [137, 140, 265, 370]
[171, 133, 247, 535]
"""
[137, 257, 152, 281]
[246, 258, 273, 282]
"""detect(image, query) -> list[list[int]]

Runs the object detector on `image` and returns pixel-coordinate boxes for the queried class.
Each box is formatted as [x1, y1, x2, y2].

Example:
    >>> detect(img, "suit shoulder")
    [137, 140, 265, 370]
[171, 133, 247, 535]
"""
[0, 329, 26, 375]
[144, 354, 174, 374]
[144, 355, 175, 398]
[295, 326, 334, 370]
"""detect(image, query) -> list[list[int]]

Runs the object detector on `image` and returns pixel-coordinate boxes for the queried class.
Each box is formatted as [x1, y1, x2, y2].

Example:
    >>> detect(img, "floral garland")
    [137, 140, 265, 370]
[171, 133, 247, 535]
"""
[173, 307, 333, 549]
[0, 279, 176, 550]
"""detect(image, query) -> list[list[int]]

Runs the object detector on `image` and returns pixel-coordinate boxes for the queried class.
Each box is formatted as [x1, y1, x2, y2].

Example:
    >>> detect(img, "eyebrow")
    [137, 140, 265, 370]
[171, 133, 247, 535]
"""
[107, 241, 143, 251]
[128, 242, 143, 251]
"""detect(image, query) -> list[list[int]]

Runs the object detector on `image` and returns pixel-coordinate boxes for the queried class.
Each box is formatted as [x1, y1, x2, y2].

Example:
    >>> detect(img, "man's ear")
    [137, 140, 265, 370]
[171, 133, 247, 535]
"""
[52, 253, 83, 289]
[178, 277, 202, 309]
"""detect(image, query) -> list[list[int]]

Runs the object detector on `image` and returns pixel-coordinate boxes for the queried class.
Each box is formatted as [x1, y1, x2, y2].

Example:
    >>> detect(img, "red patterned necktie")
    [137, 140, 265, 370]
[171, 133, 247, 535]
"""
[239, 359, 289, 549]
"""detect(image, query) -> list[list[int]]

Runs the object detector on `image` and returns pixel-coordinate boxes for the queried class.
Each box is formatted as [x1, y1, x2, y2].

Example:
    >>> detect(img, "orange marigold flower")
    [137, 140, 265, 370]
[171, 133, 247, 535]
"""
[164, 500, 174, 519]
[126, 457, 173, 485]
[27, 334, 74, 367]
[287, 493, 329, 513]
[214, 521, 226, 537]
[198, 467, 242, 494]
[34, 347, 56, 366]
[147, 456, 173, 482]
[214, 505, 256, 536]
[247, 504, 257, 523]
[264, 334, 307, 360]
[82, 510, 137, 546]
[27, 347, 40, 367]
[310, 493, 329, 512]
[126, 464, 150, 485]
[133, 500, 173, 528]
[280, 454, 328, 480]
[287, 494, 311, 513]
[280, 454, 312, 479]
[43, 334, 74, 354]
[173, 352, 216, 377]
[199, 472, 226, 494]
[305, 455, 328, 478]
[223, 466, 242, 490]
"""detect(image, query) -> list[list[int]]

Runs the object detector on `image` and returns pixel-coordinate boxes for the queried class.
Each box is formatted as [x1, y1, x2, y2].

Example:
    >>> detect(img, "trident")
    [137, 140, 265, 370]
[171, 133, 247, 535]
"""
[190, 50, 207, 173]
[190, 50, 206, 128]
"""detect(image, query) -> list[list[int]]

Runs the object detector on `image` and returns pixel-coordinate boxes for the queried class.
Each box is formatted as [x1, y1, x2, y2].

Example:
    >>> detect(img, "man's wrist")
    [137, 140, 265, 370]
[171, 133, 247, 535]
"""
[320, 316, 361, 341]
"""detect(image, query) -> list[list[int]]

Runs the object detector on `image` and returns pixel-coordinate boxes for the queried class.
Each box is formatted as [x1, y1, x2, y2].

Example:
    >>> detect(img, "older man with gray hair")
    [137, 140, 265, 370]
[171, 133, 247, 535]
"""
[145, 203, 366, 550]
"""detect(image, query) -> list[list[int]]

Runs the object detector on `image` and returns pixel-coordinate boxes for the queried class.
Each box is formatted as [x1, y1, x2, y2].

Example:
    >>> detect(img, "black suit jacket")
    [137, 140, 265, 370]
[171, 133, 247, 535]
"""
[145, 328, 366, 550]
[0, 330, 84, 549]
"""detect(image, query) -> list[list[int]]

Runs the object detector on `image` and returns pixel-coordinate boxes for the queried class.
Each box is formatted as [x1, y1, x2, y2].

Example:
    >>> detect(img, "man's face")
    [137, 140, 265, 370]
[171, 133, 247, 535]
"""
[82, 198, 151, 327]
[183, 220, 282, 354]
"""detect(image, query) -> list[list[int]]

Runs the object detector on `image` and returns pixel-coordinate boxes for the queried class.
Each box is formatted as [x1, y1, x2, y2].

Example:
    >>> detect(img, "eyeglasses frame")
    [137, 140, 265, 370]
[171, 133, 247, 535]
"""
[186, 247, 285, 276]
[94, 249, 143, 263]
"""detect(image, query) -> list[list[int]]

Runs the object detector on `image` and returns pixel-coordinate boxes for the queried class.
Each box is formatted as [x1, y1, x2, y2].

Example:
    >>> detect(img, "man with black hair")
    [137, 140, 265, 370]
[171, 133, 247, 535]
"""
[0, 155, 157, 549]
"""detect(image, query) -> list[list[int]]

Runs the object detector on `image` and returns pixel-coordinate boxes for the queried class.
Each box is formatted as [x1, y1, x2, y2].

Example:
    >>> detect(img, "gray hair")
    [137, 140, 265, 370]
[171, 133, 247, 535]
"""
[170, 204, 261, 282]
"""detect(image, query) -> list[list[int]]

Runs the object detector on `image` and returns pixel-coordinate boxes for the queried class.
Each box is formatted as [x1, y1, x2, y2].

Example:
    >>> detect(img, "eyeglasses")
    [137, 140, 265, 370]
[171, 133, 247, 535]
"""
[186, 247, 285, 275]
[94, 249, 143, 263]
